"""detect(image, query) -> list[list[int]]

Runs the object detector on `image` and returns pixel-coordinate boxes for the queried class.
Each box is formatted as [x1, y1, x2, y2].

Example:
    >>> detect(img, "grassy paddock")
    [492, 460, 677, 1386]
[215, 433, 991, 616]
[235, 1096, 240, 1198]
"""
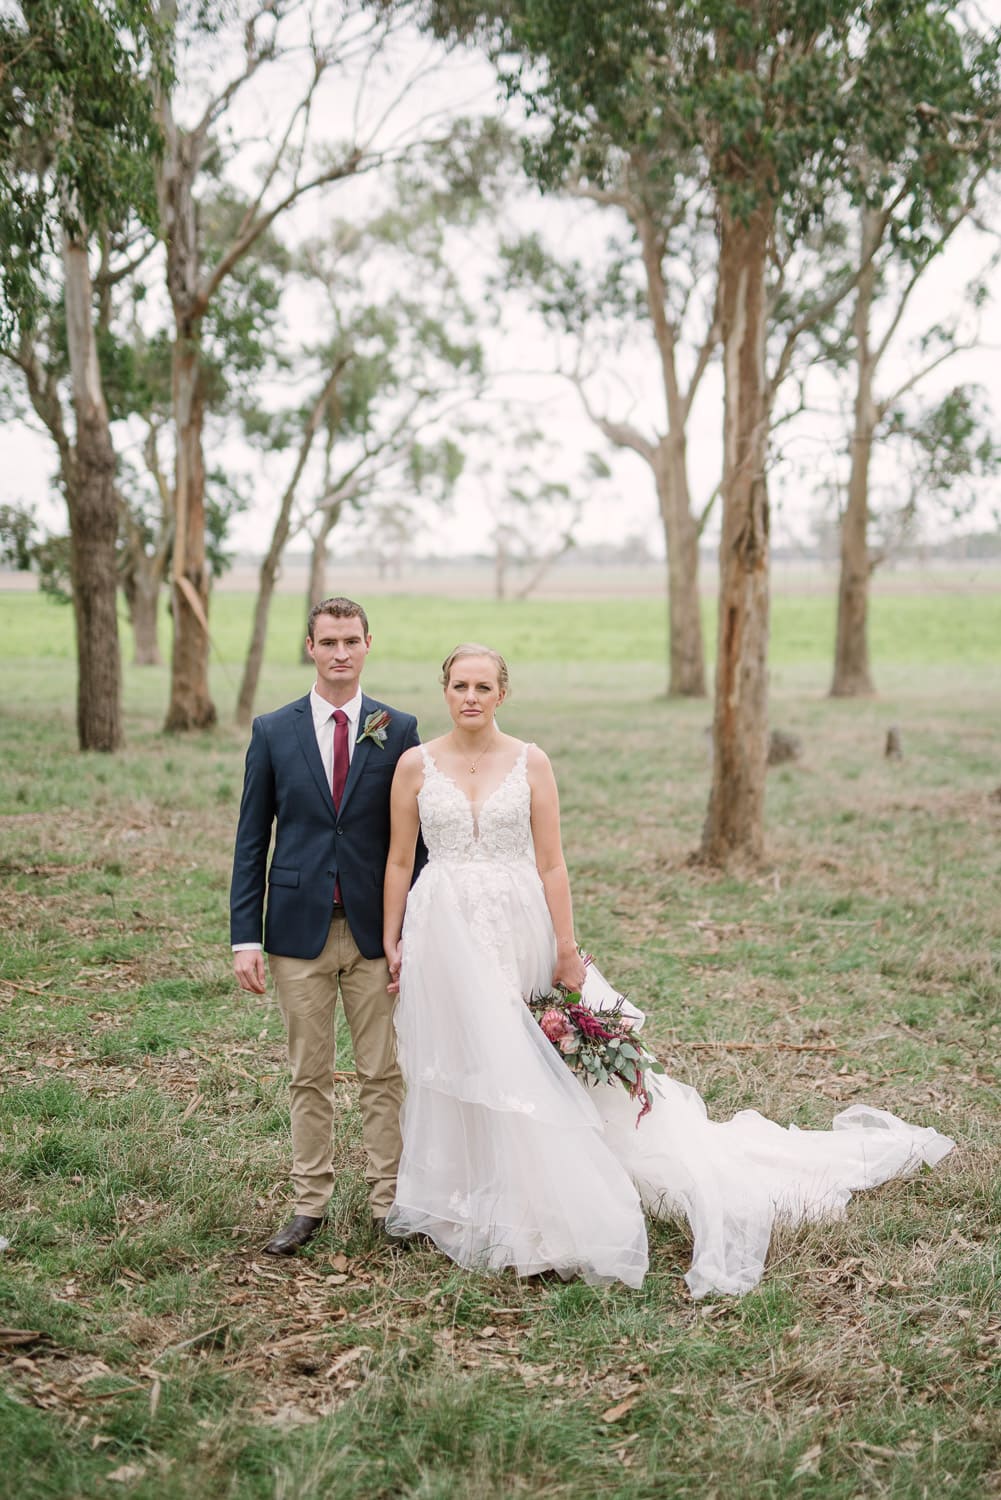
[0, 588, 999, 1499]
[2, 578, 1001, 673]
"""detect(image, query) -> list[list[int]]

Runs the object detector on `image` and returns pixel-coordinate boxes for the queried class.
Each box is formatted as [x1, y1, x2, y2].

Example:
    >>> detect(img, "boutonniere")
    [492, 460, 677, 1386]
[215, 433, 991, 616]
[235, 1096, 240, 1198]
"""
[358, 709, 391, 748]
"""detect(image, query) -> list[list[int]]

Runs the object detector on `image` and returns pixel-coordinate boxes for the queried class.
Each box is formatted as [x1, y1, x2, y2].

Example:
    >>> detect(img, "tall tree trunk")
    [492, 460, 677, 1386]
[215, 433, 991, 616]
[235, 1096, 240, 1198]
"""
[238, 370, 346, 720]
[831, 211, 880, 697]
[655, 438, 705, 697]
[634, 202, 710, 699]
[61, 230, 123, 752]
[157, 64, 215, 733]
[300, 502, 343, 663]
[119, 484, 169, 666]
[164, 324, 215, 730]
[701, 204, 771, 867]
[236, 545, 281, 727]
[122, 562, 164, 665]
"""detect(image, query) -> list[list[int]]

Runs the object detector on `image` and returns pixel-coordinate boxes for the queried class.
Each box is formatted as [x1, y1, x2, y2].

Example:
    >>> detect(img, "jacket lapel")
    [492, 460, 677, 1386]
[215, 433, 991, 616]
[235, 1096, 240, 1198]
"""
[293, 695, 337, 818]
[338, 695, 377, 815]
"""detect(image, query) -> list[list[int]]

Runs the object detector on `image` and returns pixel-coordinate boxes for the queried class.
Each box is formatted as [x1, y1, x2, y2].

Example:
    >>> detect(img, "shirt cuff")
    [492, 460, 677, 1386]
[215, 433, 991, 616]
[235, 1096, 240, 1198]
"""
[232, 942, 264, 952]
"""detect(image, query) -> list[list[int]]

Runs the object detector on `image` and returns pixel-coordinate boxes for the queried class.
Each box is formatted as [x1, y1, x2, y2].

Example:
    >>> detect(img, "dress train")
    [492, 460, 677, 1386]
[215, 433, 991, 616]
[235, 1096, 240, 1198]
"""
[386, 744, 954, 1295]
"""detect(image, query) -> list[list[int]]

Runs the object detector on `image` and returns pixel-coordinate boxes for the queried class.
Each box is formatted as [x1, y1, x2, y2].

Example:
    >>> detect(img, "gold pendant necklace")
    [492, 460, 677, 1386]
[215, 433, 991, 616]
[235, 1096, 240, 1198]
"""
[466, 737, 495, 775]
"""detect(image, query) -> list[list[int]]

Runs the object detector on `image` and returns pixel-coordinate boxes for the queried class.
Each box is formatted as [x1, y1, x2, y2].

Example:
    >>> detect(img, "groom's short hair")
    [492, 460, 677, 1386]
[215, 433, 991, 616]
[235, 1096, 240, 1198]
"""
[307, 596, 370, 640]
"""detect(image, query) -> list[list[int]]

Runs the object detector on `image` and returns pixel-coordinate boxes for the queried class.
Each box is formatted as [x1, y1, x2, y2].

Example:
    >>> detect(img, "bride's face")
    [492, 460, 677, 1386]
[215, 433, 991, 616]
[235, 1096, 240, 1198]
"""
[445, 655, 506, 729]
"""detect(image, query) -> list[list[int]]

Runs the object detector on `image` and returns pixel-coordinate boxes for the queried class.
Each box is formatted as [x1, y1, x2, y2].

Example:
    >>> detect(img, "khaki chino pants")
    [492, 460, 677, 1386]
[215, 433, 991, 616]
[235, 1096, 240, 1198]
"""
[269, 911, 403, 1219]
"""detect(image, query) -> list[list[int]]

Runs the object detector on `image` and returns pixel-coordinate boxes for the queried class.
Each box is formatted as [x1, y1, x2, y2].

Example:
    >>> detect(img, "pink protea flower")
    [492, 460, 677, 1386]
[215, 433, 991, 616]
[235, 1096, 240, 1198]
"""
[527, 979, 660, 1127]
[538, 1007, 575, 1047]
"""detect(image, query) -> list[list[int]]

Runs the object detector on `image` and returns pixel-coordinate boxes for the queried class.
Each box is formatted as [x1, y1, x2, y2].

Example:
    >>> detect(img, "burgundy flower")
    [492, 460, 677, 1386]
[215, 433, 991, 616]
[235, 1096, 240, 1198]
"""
[527, 982, 659, 1127]
[566, 1004, 617, 1043]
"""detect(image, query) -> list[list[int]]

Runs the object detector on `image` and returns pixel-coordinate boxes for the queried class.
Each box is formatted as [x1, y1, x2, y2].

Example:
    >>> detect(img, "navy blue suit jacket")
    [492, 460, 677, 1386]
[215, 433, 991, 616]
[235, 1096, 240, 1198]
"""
[230, 692, 421, 961]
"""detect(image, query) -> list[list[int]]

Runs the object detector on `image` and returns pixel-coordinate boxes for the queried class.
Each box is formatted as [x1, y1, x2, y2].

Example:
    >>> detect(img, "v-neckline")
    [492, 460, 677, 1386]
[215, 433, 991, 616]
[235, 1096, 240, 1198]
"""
[424, 744, 527, 823]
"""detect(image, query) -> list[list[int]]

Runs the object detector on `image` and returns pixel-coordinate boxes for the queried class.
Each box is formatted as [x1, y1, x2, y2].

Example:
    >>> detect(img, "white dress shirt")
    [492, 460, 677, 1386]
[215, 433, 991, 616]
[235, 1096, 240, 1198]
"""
[232, 685, 364, 952]
[309, 683, 363, 785]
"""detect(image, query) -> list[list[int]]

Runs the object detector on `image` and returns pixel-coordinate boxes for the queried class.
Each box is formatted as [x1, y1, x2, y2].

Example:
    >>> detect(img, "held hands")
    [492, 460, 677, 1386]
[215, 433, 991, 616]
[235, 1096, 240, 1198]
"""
[233, 950, 267, 995]
[385, 939, 403, 995]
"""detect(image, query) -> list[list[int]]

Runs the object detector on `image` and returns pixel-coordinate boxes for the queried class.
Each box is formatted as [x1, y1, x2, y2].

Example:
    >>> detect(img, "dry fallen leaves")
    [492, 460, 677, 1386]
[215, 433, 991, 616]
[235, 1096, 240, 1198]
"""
[791, 1443, 824, 1479]
[601, 1394, 640, 1423]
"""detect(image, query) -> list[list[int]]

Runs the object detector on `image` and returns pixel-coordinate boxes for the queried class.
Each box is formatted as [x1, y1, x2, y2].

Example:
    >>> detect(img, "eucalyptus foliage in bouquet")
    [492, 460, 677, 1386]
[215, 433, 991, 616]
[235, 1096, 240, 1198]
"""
[526, 979, 664, 1123]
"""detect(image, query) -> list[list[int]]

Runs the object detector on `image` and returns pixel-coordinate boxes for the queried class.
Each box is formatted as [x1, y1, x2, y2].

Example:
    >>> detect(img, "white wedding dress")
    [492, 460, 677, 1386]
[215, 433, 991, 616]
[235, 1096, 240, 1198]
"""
[385, 744, 955, 1297]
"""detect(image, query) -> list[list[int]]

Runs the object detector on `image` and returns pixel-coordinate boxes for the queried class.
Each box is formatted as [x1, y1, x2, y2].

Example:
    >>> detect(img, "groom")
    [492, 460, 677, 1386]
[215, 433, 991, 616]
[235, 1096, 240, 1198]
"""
[230, 596, 421, 1255]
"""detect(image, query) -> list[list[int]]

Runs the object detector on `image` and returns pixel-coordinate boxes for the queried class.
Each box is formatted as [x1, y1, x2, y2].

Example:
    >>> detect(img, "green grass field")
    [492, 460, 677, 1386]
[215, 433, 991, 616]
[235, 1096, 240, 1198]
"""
[1, 586, 999, 1498]
[3, 581, 1001, 672]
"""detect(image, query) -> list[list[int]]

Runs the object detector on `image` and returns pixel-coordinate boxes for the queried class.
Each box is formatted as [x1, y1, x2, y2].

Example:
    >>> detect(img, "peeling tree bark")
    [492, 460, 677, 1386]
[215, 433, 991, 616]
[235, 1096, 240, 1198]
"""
[61, 228, 123, 752]
[701, 203, 772, 867]
[164, 320, 215, 729]
[158, 93, 216, 731]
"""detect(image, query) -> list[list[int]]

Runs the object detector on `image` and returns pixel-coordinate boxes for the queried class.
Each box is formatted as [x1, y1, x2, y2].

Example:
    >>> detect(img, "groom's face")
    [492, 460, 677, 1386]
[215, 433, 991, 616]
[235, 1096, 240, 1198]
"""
[307, 613, 372, 700]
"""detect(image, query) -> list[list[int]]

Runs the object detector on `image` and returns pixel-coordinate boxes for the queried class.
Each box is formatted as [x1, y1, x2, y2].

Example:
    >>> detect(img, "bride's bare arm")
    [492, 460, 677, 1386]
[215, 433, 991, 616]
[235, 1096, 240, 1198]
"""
[383, 748, 423, 991]
[528, 745, 587, 991]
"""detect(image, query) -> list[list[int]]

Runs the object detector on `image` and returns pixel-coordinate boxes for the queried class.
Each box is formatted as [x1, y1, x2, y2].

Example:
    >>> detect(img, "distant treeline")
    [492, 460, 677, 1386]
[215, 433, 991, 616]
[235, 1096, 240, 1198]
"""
[248, 532, 1001, 572]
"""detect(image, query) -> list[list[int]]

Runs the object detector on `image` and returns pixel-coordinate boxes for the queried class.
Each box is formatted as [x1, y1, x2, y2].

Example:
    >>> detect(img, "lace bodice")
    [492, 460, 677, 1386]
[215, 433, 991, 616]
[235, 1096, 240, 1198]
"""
[418, 743, 535, 864]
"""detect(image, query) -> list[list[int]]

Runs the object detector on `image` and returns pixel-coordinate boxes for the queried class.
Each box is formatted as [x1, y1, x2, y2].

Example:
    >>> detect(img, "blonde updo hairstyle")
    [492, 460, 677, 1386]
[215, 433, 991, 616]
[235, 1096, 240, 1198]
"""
[440, 643, 510, 697]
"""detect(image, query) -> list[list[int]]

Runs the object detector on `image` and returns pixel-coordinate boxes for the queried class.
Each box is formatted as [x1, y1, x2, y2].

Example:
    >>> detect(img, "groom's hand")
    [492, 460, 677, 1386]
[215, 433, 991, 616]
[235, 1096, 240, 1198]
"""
[234, 950, 267, 994]
[385, 940, 402, 995]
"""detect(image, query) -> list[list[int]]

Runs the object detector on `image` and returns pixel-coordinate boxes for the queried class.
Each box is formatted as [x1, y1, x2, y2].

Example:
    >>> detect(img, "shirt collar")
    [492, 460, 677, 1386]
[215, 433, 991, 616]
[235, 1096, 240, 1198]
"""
[310, 684, 363, 728]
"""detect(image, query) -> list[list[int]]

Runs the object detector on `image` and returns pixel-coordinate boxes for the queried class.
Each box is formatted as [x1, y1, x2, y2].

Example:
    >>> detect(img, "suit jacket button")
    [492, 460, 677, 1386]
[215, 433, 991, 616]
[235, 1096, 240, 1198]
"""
[336, 825, 344, 835]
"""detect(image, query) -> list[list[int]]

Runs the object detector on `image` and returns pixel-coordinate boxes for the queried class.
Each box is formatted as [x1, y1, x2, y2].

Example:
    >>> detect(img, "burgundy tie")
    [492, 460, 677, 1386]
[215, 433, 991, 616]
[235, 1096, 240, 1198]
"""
[332, 709, 349, 810]
[332, 709, 349, 905]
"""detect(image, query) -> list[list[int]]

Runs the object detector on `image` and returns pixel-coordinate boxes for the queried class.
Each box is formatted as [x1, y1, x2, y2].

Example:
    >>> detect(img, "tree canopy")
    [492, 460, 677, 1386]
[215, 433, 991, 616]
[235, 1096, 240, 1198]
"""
[0, 0, 164, 335]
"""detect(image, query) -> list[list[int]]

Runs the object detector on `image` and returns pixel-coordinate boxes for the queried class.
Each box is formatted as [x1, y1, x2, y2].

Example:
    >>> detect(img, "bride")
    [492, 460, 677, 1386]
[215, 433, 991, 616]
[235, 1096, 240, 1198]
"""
[381, 644, 954, 1296]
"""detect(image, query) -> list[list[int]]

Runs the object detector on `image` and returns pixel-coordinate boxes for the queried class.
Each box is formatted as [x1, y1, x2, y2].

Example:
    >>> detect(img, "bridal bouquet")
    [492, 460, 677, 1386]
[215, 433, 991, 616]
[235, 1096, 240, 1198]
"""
[527, 964, 663, 1123]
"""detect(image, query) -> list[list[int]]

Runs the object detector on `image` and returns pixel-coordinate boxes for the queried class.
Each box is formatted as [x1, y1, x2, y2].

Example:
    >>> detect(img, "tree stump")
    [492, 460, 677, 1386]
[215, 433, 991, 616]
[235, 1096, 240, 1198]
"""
[767, 730, 802, 766]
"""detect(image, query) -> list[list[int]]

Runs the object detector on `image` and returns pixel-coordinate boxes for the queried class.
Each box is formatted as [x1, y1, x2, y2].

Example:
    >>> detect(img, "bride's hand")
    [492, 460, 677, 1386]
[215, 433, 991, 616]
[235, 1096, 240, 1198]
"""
[552, 949, 587, 992]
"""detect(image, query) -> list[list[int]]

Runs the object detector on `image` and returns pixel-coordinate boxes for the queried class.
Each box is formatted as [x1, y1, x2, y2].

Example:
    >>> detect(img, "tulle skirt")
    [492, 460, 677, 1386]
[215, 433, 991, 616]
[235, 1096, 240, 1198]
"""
[387, 859, 954, 1296]
[386, 858, 649, 1286]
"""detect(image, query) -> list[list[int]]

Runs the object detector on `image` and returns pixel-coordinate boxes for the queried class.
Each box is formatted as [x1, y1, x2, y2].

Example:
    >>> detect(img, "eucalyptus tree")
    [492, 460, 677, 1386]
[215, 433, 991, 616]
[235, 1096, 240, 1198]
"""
[295, 377, 466, 616]
[316, 428, 464, 591]
[826, 11, 1001, 696]
[414, 0, 1001, 867]
[1, 187, 286, 670]
[0, 260, 170, 664]
[0, 0, 163, 750]
[233, 190, 482, 724]
[459, 414, 612, 600]
[151, 0, 459, 731]
[856, 383, 1001, 562]
[499, 165, 720, 695]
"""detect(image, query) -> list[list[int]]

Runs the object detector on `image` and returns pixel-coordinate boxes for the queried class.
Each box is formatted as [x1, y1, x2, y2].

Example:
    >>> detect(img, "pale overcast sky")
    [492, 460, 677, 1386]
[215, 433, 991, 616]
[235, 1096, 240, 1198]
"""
[4, 14, 999, 561]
